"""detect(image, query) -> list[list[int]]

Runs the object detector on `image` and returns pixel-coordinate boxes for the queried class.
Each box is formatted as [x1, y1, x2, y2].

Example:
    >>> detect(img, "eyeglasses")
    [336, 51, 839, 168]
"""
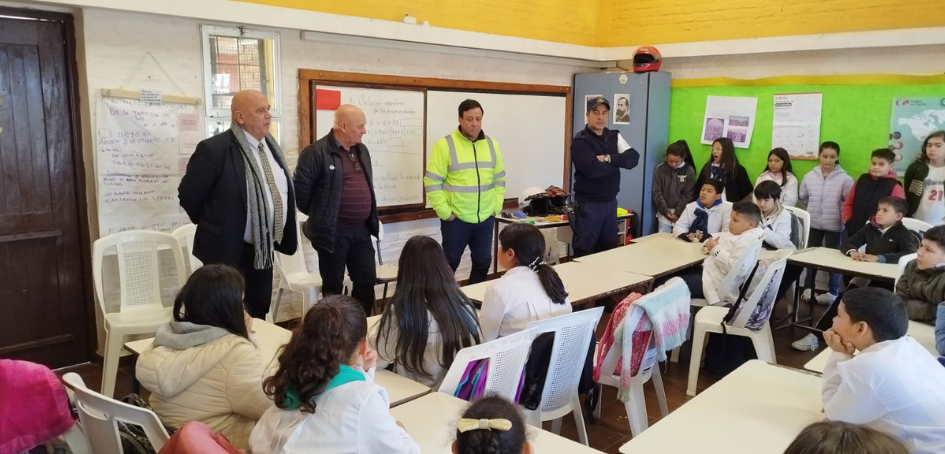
[348, 152, 362, 173]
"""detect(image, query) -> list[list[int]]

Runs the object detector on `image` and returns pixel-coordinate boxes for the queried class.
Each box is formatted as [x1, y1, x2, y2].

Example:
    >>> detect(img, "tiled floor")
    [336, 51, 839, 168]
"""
[57, 301, 828, 454]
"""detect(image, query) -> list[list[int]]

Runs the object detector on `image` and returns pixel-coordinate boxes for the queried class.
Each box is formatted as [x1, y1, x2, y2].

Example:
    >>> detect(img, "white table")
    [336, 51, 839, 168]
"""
[787, 247, 898, 281]
[461, 261, 652, 305]
[619, 361, 823, 454]
[125, 319, 430, 406]
[803, 321, 938, 373]
[391, 392, 603, 453]
[575, 235, 707, 278]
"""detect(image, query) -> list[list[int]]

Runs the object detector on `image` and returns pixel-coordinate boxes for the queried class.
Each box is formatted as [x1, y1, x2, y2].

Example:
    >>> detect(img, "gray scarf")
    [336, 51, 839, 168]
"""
[231, 122, 293, 269]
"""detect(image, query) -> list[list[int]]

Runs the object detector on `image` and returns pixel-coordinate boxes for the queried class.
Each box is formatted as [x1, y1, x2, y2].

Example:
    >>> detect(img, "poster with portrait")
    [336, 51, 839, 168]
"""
[613, 94, 630, 124]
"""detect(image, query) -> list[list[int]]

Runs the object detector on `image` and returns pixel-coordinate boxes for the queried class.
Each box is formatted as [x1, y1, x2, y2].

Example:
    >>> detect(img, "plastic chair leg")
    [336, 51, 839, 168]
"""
[100, 331, 125, 398]
[625, 380, 649, 436]
[650, 366, 669, 417]
[670, 346, 681, 363]
[550, 417, 563, 435]
[751, 324, 777, 364]
[269, 288, 284, 323]
[571, 396, 589, 446]
[686, 325, 708, 397]
[592, 387, 603, 420]
[523, 408, 542, 429]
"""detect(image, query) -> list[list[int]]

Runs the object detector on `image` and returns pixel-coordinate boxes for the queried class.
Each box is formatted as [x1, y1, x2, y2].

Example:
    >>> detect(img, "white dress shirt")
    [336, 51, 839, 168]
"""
[480, 266, 571, 342]
[823, 336, 945, 454]
[248, 367, 420, 454]
[242, 131, 288, 244]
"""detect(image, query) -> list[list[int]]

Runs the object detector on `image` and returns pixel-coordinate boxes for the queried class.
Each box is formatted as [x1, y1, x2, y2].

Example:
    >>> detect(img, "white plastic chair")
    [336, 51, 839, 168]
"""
[895, 253, 918, 289]
[690, 238, 764, 308]
[784, 206, 810, 249]
[273, 221, 322, 323]
[375, 220, 399, 304]
[171, 223, 201, 277]
[62, 373, 169, 453]
[595, 279, 687, 436]
[437, 328, 537, 402]
[686, 250, 790, 396]
[92, 230, 187, 398]
[522, 308, 604, 446]
[902, 218, 934, 235]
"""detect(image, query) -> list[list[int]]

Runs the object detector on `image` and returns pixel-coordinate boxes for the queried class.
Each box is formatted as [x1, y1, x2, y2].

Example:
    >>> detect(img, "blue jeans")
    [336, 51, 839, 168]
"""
[441, 216, 494, 284]
[571, 199, 618, 258]
[936, 305, 945, 357]
[806, 228, 842, 295]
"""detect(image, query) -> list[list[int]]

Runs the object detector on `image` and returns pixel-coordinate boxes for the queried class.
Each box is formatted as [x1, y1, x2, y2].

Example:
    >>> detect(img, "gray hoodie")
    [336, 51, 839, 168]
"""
[652, 162, 696, 218]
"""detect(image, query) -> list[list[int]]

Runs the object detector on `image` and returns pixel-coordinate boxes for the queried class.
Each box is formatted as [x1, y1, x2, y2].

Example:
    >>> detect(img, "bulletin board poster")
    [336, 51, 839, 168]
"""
[889, 97, 945, 175]
[700, 96, 758, 149]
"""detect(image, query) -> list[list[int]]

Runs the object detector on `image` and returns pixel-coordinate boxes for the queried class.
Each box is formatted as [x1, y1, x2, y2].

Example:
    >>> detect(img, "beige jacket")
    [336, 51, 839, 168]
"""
[135, 322, 272, 450]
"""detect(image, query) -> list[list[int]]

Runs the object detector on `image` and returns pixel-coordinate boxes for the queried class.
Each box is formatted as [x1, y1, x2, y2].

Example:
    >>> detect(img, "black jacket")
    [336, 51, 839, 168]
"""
[694, 162, 753, 202]
[294, 131, 379, 253]
[178, 130, 297, 265]
[839, 220, 919, 264]
[570, 126, 640, 202]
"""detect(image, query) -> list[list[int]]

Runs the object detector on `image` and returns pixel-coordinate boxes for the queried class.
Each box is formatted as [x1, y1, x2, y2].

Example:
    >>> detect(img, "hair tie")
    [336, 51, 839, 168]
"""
[457, 418, 513, 433]
[527, 256, 545, 272]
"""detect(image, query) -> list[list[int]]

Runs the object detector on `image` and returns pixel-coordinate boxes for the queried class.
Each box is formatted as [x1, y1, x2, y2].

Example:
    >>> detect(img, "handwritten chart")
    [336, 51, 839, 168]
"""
[314, 85, 425, 207]
[96, 97, 201, 235]
[772, 93, 823, 160]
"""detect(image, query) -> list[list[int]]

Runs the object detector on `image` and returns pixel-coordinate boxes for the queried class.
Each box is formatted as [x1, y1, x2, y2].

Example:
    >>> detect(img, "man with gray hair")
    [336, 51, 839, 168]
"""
[294, 104, 379, 314]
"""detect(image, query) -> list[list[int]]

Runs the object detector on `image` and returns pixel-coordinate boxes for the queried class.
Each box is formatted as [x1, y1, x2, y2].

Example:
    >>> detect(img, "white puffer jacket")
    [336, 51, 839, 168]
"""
[135, 321, 272, 450]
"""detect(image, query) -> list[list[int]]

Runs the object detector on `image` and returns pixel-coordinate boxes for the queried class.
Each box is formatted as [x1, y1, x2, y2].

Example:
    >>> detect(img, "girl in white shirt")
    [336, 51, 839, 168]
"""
[249, 295, 419, 454]
[905, 131, 945, 225]
[753, 147, 799, 207]
[372, 235, 482, 387]
[481, 223, 571, 342]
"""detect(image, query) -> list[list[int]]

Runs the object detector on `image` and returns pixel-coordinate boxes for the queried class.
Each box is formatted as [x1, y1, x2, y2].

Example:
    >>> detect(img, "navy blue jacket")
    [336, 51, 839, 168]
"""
[570, 126, 640, 202]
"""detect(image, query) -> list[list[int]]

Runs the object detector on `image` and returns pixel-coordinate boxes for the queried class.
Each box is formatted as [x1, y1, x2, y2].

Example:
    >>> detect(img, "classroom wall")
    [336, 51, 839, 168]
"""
[599, 0, 945, 47]
[235, 0, 600, 46]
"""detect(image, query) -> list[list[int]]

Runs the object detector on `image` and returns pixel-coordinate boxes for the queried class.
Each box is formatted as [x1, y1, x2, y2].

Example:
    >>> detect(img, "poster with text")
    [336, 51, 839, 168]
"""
[700, 96, 758, 148]
[890, 97, 945, 175]
[772, 93, 823, 160]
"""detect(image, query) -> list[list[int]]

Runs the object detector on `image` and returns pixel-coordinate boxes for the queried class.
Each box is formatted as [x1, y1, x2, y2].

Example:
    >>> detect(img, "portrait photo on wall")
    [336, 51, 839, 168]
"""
[613, 94, 630, 124]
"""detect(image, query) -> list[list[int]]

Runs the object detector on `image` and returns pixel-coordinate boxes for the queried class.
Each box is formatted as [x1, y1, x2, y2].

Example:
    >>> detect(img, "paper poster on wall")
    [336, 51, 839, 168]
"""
[96, 96, 201, 235]
[771, 93, 823, 160]
[890, 97, 945, 174]
[613, 94, 630, 124]
[700, 96, 758, 148]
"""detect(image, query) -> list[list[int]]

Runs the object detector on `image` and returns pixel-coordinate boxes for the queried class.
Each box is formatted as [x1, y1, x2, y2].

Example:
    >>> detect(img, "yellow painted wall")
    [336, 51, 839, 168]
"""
[235, 0, 945, 46]
[598, 0, 945, 46]
[236, 0, 601, 46]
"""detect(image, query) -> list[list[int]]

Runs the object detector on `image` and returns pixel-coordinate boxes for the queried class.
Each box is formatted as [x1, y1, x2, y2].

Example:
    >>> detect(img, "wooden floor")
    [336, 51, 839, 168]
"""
[57, 302, 828, 454]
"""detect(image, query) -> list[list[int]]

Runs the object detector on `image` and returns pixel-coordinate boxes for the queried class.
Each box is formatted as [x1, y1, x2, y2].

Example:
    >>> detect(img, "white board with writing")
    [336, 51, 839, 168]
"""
[95, 97, 201, 235]
[314, 85, 425, 207]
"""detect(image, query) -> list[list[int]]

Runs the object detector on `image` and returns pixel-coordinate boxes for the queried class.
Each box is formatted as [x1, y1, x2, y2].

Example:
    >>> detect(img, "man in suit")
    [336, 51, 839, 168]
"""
[178, 89, 297, 319]
[294, 104, 379, 315]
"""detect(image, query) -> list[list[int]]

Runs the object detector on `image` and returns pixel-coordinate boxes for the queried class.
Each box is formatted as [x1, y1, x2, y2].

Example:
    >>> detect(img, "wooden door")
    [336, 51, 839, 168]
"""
[0, 9, 90, 368]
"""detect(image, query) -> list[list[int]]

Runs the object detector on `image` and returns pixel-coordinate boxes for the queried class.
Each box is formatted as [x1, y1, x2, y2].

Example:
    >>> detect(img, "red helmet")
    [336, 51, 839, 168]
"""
[632, 46, 662, 73]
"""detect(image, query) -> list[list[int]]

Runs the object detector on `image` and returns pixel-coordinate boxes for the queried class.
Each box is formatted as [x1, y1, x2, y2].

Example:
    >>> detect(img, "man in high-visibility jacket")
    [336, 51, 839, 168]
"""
[424, 99, 506, 284]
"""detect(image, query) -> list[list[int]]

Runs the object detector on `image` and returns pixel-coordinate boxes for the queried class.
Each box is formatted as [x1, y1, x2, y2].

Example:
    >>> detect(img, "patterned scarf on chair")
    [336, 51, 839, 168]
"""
[230, 121, 294, 269]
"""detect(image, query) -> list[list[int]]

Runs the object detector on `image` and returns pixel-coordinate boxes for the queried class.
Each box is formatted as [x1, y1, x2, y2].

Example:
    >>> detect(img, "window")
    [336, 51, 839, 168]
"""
[201, 25, 281, 141]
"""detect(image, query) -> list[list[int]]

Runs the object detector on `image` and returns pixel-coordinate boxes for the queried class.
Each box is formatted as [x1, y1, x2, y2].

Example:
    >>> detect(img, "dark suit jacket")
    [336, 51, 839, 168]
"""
[178, 130, 297, 266]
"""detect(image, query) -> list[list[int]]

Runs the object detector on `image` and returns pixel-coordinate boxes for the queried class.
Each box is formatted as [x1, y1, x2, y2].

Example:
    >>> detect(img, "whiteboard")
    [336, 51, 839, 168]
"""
[314, 85, 425, 207]
[425, 91, 567, 201]
[95, 96, 202, 235]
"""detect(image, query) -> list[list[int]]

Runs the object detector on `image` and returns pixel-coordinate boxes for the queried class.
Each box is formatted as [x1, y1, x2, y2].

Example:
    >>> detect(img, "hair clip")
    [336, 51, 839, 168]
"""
[457, 418, 513, 433]
[527, 256, 546, 272]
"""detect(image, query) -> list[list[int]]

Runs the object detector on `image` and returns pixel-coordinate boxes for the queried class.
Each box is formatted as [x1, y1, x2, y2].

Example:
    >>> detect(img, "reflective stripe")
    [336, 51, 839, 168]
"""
[425, 184, 444, 192]
[486, 137, 497, 163]
[425, 171, 445, 182]
[493, 170, 506, 179]
[445, 134, 497, 171]
[443, 183, 497, 193]
[448, 162, 479, 172]
[494, 180, 506, 187]
[445, 135, 459, 167]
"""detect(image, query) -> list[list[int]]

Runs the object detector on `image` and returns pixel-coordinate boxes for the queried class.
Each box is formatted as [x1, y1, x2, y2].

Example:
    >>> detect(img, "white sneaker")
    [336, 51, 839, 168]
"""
[801, 289, 813, 302]
[792, 333, 820, 351]
[815, 292, 837, 306]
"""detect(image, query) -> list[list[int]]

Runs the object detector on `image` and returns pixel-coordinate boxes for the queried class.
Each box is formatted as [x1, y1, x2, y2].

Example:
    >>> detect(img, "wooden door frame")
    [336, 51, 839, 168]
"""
[0, 6, 95, 364]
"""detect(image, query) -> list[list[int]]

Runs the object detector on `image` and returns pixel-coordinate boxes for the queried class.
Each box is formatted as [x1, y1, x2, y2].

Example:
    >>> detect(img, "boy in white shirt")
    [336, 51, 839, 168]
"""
[754, 180, 796, 251]
[822, 287, 945, 454]
[701, 201, 766, 306]
[674, 179, 731, 242]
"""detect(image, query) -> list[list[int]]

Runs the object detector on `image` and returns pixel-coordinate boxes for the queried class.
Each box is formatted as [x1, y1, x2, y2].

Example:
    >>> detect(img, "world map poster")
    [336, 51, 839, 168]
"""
[890, 97, 945, 175]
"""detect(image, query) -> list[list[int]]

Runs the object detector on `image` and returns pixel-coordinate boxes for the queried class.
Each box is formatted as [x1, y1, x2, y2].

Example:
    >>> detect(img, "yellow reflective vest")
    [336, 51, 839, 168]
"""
[424, 128, 506, 223]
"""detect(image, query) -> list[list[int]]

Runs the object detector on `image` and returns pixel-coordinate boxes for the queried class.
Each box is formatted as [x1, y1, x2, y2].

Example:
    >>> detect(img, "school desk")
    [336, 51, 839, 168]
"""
[619, 360, 823, 454]
[461, 261, 652, 305]
[390, 391, 604, 453]
[803, 321, 938, 374]
[124, 319, 431, 407]
[574, 234, 707, 278]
